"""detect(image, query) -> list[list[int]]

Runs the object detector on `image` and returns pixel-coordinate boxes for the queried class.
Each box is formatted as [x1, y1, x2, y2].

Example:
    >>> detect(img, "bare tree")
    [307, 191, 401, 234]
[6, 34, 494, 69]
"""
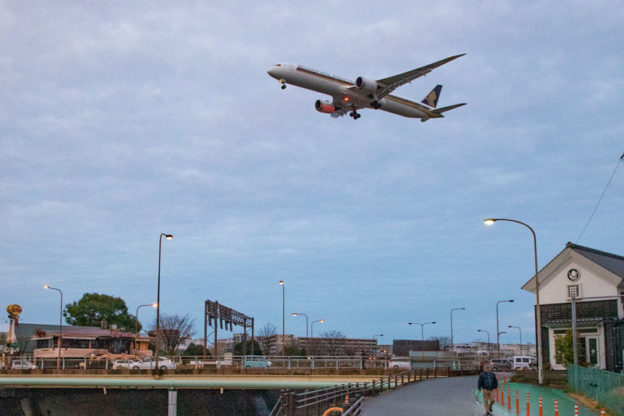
[150, 313, 195, 356]
[257, 323, 278, 355]
[429, 336, 450, 351]
[320, 330, 346, 356]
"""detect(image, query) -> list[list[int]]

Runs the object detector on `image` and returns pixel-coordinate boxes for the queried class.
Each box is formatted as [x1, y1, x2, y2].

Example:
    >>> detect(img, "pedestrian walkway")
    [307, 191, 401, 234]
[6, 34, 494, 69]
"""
[476, 381, 600, 416]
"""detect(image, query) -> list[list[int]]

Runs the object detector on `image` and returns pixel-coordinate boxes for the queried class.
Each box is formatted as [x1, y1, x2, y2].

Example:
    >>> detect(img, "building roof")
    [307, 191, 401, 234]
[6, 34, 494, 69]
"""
[523, 242, 624, 292]
[567, 242, 624, 280]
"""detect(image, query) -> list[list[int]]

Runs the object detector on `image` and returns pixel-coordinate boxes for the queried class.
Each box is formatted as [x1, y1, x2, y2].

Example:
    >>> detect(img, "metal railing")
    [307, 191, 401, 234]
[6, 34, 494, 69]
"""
[568, 364, 624, 415]
[269, 366, 476, 416]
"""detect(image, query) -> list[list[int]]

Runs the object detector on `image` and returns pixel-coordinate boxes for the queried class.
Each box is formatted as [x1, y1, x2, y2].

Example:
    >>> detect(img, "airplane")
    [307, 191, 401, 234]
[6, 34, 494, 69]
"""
[267, 54, 466, 121]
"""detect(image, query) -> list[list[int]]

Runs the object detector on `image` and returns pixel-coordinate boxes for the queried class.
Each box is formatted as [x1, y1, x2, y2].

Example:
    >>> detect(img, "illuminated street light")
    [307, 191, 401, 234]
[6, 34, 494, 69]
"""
[292, 312, 309, 338]
[484, 218, 543, 384]
[135, 303, 158, 334]
[44, 285, 63, 370]
[310, 319, 325, 355]
[155, 233, 173, 371]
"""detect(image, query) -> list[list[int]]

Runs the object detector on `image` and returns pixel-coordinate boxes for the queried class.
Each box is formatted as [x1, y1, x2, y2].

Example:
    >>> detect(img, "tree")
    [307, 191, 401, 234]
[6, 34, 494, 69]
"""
[183, 343, 211, 357]
[150, 313, 195, 356]
[555, 329, 574, 366]
[429, 336, 451, 351]
[64, 293, 136, 331]
[257, 323, 278, 355]
[320, 330, 346, 356]
[234, 339, 262, 355]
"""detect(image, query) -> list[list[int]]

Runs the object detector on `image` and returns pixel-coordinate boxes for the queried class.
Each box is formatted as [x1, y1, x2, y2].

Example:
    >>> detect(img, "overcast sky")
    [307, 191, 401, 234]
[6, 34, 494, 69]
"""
[1, 1, 623, 346]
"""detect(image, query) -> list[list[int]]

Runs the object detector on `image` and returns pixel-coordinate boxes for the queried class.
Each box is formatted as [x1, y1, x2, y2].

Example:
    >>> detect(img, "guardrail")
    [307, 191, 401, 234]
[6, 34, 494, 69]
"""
[1, 354, 486, 372]
[269, 366, 478, 416]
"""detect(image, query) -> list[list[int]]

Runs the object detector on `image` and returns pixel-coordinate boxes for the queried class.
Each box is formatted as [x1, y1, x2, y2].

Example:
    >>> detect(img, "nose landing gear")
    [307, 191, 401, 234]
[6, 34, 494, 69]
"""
[279, 79, 287, 90]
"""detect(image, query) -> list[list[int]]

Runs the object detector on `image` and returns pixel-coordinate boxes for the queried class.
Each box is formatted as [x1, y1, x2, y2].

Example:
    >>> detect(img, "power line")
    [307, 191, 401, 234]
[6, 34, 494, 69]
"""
[576, 152, 624, 242]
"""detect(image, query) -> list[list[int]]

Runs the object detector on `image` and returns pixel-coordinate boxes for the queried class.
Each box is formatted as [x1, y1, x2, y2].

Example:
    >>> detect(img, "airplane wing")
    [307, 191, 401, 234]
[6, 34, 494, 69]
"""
[374, 54, 465, 99]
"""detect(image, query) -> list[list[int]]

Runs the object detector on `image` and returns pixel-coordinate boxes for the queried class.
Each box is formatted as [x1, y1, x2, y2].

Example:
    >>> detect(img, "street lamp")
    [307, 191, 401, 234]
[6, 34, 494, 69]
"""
[310, 319, 325, 356]
[508, 325, 523, 356]
[498, 331, 507, 353]
[496, 299, 514, 358]
[136, 303, 158, 334]
[279, 281, 285, 346]
[155, 233, 173, 370]
[291, 312, 309, 338]
[484, 218, 543, 384]
[477, 329, 490, 356]
[450, 307, 466, 353]
[408, 321, 436, 358]
[44, 285, 63, 369]
[371, 334, 383, 356]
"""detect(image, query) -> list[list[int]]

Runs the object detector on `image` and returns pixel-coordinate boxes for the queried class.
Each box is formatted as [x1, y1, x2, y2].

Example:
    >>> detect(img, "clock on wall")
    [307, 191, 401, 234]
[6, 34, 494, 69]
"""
[567, 268, 580, 281]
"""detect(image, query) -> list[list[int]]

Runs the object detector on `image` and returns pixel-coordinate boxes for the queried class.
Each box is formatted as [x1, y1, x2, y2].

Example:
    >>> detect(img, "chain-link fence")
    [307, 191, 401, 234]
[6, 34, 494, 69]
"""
[568, 364, 624, 415]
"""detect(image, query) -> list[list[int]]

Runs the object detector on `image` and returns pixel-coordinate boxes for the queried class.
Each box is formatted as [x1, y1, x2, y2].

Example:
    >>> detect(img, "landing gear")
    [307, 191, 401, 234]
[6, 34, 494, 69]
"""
[279, 79, 287, 90]
[349, 111, 361, 120]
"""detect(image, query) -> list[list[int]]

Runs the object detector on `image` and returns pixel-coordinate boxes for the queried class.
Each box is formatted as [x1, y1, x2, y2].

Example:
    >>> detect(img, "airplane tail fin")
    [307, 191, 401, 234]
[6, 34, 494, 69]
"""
[421, 84, 443, 108]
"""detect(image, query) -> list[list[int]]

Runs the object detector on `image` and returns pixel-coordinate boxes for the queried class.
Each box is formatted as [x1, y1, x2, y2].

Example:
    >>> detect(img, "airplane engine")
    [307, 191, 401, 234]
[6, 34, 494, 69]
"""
[315, 99, 336, 113]
[355, 76, 378, 93]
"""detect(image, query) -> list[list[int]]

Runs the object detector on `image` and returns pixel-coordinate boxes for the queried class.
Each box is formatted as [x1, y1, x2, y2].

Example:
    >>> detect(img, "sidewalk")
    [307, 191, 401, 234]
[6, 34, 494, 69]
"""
[476, 381, 600, 416]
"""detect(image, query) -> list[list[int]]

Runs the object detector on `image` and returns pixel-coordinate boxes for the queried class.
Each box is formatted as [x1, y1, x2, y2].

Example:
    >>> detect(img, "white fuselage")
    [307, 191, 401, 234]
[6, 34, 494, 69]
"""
[268, 63, 436, 119]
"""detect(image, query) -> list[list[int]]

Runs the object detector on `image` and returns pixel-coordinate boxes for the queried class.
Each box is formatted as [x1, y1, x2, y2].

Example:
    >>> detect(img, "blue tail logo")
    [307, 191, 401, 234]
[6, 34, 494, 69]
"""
[421, 85, 443, 108]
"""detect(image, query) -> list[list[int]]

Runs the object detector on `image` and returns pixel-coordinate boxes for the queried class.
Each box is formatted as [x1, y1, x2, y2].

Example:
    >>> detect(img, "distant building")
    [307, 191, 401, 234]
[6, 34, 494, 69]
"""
[522, 242, 624, 371]
[297, 337, 376, 356]
[393, 339, 440, 356]
[13, 323, 151, 358]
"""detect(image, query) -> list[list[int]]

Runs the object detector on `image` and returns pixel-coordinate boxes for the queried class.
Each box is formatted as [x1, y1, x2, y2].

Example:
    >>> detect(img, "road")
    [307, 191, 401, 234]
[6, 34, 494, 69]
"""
[362, 375, 485, 415]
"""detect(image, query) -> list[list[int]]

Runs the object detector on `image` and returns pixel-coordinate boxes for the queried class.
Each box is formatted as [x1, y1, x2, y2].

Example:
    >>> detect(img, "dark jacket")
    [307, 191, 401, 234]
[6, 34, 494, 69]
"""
[478, 371, 498, 390]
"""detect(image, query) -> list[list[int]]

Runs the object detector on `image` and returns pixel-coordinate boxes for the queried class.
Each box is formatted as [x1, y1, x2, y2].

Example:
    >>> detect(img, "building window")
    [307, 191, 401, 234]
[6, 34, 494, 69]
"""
[568, 285, 580, 298]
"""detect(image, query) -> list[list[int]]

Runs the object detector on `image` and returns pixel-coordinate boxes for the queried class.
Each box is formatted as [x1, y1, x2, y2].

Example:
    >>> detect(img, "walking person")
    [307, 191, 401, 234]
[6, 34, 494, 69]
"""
[477, 363, 498, 415]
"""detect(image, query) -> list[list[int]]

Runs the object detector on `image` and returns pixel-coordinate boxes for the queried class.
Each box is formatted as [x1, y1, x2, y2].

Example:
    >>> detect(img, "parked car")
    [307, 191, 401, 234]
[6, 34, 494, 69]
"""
[11, 359, 38, 369]
[112, 359, 138, 369]
[388, 358, 411, 370]
[242, 355, 272, 368]
[490, 359, 512, 370]
[511, 356, 536, 370]
[132, 357, 176, 370]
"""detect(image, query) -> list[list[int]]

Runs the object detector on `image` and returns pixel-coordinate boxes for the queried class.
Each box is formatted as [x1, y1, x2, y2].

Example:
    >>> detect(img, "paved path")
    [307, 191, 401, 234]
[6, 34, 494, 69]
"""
[362, 376, 484, 415]
[361, 375, 600, 416]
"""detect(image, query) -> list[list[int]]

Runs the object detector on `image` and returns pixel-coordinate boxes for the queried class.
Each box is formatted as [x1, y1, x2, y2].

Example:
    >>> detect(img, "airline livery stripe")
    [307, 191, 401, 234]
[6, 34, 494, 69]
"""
[296, 67, 354, 87]
[386, 95, 435, 114]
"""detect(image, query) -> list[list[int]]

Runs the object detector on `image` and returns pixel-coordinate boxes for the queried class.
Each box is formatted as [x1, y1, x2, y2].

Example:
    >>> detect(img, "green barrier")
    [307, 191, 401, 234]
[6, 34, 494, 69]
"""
[475, 381, 599, 415]
[568, 364, 624, 416]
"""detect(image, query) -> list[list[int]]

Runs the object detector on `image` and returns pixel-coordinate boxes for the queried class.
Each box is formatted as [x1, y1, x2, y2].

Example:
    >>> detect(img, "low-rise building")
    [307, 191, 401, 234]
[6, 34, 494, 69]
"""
[522, 242, 624, 371]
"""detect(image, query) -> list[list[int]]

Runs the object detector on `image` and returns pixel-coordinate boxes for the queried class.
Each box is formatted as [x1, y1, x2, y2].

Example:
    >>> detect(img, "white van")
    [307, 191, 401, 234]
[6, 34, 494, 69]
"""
[512, 356, 535, 370]
[388, 357, 411, 370]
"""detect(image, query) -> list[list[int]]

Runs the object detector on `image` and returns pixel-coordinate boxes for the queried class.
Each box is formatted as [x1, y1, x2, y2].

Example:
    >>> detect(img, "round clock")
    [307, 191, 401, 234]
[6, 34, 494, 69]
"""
[567, 268, 580, 281]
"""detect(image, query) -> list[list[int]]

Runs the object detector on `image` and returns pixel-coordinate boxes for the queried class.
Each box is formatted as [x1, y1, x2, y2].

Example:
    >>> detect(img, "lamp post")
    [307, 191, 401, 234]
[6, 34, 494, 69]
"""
[496, 299, 514, 358]
[291, 312, 309, 338]
[450, 307, 466, 353]
[279, 281, 285, 346]
[408, 321, 436, 358]
[371, 334, 383, 356]
[508, 325, 523, 356]
[484, 218, 543, 384]
[310, 319, 325, 356]
[498, 331, 507, 355]
[44, 285, 63, 370]
[136, 303, 158, 334]
[155, 233, 173, 370]
[477, 329, 491, 356]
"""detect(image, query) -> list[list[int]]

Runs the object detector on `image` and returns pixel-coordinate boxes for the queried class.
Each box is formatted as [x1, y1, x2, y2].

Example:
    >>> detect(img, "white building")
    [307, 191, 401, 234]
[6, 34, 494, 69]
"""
[522, 242, 624, 371]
